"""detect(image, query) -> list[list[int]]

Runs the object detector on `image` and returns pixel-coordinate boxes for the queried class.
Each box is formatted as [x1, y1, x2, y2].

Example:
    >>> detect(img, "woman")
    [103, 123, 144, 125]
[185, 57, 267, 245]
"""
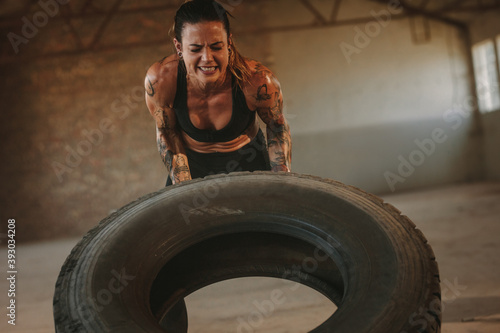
[145, 0, 291, 185]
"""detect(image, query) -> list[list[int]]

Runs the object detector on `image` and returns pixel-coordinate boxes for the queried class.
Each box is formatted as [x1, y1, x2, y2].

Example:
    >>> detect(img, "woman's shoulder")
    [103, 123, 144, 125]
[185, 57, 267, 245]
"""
[245, 59, 276, 80]
[244, 59, 281, 88]
[145, 54, 180, 108]
[242, 59, 282, 98]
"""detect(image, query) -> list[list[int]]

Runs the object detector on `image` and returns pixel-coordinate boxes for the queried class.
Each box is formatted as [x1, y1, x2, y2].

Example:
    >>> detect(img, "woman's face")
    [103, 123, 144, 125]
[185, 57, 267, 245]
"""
[175, 21, 231, 87]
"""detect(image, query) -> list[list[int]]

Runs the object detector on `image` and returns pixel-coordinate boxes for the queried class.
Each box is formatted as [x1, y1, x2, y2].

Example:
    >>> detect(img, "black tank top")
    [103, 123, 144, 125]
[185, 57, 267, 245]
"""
[173, 63, 256, 142]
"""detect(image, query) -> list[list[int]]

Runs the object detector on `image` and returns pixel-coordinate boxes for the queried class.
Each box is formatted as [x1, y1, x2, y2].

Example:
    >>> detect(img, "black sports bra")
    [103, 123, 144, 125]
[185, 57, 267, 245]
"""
[173, 62, 256, 143]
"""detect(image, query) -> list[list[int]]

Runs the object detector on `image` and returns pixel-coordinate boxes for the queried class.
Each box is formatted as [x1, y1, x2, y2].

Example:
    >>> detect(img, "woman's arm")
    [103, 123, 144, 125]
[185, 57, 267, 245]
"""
[152, 107, 192, 184]
[145, 66, 192, 184]
[252, 63, 292, 172]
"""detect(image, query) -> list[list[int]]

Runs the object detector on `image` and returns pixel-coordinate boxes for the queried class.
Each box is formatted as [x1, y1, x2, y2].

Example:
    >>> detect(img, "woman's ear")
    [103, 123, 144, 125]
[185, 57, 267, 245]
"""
[173, 38, 182, 53]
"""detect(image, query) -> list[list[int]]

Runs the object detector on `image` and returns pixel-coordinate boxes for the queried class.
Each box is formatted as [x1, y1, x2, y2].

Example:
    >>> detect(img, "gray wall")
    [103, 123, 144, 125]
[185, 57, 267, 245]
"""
[482, 110, 500, 180]
[265, 0, 485, 194]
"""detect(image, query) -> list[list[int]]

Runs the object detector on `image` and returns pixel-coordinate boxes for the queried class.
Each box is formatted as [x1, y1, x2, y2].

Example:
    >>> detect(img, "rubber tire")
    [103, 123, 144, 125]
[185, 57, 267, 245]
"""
[53, 172, 441, 333]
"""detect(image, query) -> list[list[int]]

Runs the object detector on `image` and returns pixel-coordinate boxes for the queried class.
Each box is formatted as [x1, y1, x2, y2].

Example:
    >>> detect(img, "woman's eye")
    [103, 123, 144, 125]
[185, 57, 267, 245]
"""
[191, 49, 201, 53]
[212, 47, 222, 51]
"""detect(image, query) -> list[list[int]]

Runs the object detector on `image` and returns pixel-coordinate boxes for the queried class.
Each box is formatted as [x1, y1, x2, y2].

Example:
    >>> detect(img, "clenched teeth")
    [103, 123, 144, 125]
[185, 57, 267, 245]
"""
[200, 67, 216, 72]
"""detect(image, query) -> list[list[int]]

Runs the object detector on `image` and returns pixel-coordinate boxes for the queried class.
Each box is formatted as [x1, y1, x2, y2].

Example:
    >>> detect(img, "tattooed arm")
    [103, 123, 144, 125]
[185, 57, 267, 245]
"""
[252, 63, 292, 172]
[152, 112, 191, 184]
[145, 60, 192, 184]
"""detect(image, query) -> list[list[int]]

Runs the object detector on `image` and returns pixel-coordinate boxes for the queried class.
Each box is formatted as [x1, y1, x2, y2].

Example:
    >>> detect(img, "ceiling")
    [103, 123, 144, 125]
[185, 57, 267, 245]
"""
[0, 0, 499, 63]
[369, 0, 500, 25]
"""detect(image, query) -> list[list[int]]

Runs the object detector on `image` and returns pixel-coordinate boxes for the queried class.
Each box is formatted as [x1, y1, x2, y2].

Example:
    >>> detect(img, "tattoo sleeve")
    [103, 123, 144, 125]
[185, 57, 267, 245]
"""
[154, 109, 192, 184]
[145, 72, 190, 183]
[156, 127, 173, 172]
[172, 154, 191, 183]
[255, 73, 292, 172]
[267, 122, 292, 172]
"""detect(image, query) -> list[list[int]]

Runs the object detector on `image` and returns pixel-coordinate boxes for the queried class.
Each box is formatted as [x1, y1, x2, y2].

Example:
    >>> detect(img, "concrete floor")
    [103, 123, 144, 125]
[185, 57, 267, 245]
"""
[1, 181, 499, 333]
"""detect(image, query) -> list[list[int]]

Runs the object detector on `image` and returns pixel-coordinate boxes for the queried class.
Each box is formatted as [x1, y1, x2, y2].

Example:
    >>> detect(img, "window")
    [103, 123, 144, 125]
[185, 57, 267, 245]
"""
[472, 37, 500, 113]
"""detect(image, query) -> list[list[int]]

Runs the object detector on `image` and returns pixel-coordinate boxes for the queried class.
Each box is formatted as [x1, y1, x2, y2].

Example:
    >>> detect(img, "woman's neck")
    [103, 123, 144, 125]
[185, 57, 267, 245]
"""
[187, 69, 231, 95]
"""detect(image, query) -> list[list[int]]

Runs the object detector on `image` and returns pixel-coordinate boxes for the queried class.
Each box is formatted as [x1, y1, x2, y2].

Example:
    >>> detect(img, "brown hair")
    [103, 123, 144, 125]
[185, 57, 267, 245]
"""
[173, 0, 251, 88]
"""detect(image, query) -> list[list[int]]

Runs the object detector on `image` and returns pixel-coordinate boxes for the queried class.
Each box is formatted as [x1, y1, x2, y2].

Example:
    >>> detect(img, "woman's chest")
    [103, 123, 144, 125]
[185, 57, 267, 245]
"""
[186, 89, 234, 131]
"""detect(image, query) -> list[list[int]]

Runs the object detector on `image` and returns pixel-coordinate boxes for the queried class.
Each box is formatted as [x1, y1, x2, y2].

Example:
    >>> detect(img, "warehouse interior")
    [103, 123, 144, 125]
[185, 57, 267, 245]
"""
[0, 0, 499, 332]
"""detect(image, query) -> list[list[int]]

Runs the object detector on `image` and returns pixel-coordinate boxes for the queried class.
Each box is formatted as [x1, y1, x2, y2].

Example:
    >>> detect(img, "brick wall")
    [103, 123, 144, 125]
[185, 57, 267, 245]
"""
[0, 0, 269, 242]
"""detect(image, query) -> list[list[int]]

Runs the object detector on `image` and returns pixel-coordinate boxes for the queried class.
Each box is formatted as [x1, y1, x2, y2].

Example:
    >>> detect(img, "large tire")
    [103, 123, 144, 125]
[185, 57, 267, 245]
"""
[53, 172, 441, 333]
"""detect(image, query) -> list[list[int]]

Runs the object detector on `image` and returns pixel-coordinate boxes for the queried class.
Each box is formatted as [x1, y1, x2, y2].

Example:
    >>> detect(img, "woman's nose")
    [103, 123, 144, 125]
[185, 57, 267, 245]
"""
[201, 48, 213, 62]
